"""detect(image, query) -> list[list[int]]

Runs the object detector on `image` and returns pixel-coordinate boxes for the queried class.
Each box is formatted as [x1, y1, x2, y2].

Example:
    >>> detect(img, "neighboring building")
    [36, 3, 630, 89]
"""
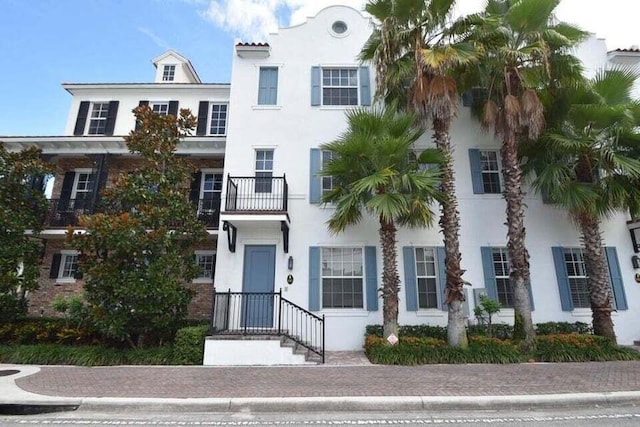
[3, 5, 640, 357]
[3, 50, 229, 319]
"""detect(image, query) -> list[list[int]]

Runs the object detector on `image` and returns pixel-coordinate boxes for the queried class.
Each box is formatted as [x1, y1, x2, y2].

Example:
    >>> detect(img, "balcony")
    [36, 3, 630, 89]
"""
[221, 175, 290, 253]
[45, 198, 220, 229]
[225, 175, 288, 213]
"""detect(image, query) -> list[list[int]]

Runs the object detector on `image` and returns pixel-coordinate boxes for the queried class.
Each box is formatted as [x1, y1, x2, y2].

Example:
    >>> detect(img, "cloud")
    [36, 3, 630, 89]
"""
[138, 27, 172, 50]
[199, 0, 366, 42]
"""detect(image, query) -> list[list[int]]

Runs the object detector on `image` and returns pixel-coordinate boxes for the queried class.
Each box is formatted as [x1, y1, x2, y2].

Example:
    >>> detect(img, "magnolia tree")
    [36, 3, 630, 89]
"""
[0, 143, 52, 321]
[69, 107, 208, 347]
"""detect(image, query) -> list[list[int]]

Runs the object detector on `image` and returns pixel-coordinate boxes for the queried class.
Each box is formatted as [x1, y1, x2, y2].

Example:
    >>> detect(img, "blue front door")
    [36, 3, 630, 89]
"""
[242, 245, 276, 328]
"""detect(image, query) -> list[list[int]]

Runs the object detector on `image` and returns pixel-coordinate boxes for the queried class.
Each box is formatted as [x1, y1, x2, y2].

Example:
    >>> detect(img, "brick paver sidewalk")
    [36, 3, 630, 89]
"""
[16, 360, 640, 399]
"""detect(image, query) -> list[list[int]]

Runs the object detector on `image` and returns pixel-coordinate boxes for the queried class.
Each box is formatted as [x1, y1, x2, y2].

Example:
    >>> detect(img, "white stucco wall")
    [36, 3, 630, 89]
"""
[218, 6, 640, 351]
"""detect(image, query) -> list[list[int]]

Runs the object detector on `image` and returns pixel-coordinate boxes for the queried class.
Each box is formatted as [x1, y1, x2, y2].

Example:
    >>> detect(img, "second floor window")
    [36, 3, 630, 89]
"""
[151, 102, 169, 115]
[322, 68, 358, 106]
[321, 150, 334, 196]
[162, 65, 176, 81]
[209, 104, 228, 135]
[480, 150, 501, 194]
[255, 149, 274, 193]
[88, 103, 109, 135]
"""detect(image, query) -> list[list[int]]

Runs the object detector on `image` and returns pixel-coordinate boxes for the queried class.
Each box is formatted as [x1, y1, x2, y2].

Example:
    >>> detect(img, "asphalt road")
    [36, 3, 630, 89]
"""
[2, 406, 640, 426]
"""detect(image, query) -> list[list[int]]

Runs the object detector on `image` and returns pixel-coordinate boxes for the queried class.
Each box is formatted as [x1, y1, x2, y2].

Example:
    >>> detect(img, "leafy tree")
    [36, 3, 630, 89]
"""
[461, 0, 585, 349]
[361, 0, 476, 348]
[68, 106, 208, 347]
[321, 106, 442, 342]
[473, 295, 502, 338]
[522, 68, 640, 343]
[0, 143, 52, 321]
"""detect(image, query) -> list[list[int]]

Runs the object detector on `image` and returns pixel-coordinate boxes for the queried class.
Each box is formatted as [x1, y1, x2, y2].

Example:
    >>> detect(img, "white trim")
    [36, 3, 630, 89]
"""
[208, 102, 229, 136]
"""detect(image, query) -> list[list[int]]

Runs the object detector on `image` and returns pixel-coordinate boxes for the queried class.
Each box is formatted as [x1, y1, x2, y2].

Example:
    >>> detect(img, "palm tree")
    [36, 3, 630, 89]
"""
[461, 0, 585, 349]
[522, 68, 640, 342]
[361, 0, 476, 347]
[321, 106, 442, 341]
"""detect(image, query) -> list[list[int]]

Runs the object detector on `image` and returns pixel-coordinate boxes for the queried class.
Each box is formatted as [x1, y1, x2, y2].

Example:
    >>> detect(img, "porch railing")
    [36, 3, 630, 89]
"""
[46, 198, 96, 227]
[211, 290, 325, 363]
[225, 175, 288, 212]
[195, 198, 221, 228]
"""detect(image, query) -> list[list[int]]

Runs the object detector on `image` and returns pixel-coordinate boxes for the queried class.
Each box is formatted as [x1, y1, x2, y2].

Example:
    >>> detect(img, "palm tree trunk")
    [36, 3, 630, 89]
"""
[433, 117, 468, 348]
[379, 217, 400, 342]
[576, 212, 617, 342]
[501, 129, 535, 350]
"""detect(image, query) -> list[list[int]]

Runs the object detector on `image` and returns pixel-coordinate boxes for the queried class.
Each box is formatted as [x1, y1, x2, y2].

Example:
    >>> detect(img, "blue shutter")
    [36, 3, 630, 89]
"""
[309, 149, 321, 203]
[311, 66, 321, 106]
[403, 247, 418, 311]
[365, 246, 378, 311]
[309, 247, 320, 311]
[359, 66, 371, 106]
[437, 247, 447, 311]
[469, 149, 484, 194]
[480, 247, 498, 301]
[552, 247, 573, 311]
[605, 247, 628, 310]
[258, 67, 278, 105]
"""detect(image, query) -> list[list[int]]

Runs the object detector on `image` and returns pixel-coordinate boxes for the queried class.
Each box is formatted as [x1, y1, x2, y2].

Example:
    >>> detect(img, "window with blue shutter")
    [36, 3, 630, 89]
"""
[365, 246, 378, 311]
[403, 247, 447, 310]
[311, 67, 321, 106]
[554, 246, 628, 311]
[309, 247, 321, 311]
[481, 247, 534, 310]
[469, 149, 501, 194]
[359, 66, 371, 106]
[258, 67, 278, 105]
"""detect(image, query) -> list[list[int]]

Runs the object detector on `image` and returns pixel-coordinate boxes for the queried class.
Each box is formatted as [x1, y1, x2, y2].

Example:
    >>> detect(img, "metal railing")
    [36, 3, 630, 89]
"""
[211, 290, 325, 363]
[46, 198, 96, 227]
[45, 198, 220, 229]
[225, 175, 288, 212]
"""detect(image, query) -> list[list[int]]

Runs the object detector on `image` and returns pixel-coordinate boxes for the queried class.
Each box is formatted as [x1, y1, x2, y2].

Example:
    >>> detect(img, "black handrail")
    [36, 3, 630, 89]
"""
[46, 198, 95, 227]
[211, 289, 325, 363]
[225, 175, 288, 212]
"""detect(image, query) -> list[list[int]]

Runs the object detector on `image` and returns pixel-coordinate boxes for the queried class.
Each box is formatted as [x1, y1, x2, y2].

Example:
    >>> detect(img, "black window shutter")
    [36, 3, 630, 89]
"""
[211, 254, 216, 279]
[49, 254, 62, 279]
[59, 172, 75, 211]
[196, 101, 209, 136]
[104, 101, 119, 136]
[135, 101, 149, 131]
[74, 101, 90, 135]
[168, 101, 179, 117]
[189, 172, 202, 204]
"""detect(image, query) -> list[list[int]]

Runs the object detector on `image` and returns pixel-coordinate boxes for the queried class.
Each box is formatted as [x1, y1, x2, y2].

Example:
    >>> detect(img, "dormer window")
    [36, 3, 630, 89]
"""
[162, 65, 176, 81]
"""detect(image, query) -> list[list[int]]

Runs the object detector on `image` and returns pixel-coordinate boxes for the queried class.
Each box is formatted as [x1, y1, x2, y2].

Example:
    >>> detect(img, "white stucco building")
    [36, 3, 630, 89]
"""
[212, 5, 640, 354]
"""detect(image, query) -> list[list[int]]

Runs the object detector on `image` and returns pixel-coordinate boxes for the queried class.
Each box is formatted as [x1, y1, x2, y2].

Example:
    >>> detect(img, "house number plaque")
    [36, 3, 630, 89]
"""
[287, 274, 294, 285]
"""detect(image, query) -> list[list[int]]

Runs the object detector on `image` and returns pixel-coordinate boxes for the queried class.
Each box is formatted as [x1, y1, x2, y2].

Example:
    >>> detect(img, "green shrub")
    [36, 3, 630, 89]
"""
[172, 325, 209, 365]
[0, 344, 174, 366]
[364, 324, 447, 340]
[532, 334, 640, 362]
[467, 323, 514, 340]
[364, 335, 521, 365]
[535, 322, 592, 335]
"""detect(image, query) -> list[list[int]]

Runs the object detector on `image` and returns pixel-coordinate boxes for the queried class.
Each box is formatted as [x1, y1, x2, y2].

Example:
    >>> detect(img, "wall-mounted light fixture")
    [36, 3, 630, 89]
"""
[627, 220, 640, 253]
[633, 255, 640, 270]
[288, 256, 294, 271]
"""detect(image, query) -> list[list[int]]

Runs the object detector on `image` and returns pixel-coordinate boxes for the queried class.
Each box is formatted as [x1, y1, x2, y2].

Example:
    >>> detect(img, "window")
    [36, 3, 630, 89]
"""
[480, 150, 501, 193]
[200, 172, 223, 213]
[195, 251, 216, 281]
[255, 149, 274, 193]
[322, 68, 358, 106]
[71, 170, 95, 210]
[331, 21, 348, 34]
[491, 248, 513, 308]
[563, 248, 590, 308]
[87, 102, 109, 135]
[415, 248, 439, 309]
[60, 254, 78, 279]
[209, 104, 228, 135]
[258, 67, 278, 105]
[162, 65, 176, 81]
[151, 102, 169, 115]
[321, 150, 334, 196]
[321, 247, 364, 309]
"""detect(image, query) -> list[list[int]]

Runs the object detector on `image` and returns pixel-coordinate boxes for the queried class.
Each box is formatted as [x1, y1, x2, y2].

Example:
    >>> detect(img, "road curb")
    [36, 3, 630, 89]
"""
[69, 391, 640, 413]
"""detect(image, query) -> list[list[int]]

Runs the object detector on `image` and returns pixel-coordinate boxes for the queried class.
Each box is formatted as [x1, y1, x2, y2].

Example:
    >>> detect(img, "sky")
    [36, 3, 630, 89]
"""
[1, 0, 639, 136]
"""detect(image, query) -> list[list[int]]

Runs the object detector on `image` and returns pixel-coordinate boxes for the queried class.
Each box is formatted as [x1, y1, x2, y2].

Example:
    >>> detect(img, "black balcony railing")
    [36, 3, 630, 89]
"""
[211, 290, 324, 363]
[225, 175, 288, 212]
[46, 198, 220, 229]
[46, 198, 96, 227]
